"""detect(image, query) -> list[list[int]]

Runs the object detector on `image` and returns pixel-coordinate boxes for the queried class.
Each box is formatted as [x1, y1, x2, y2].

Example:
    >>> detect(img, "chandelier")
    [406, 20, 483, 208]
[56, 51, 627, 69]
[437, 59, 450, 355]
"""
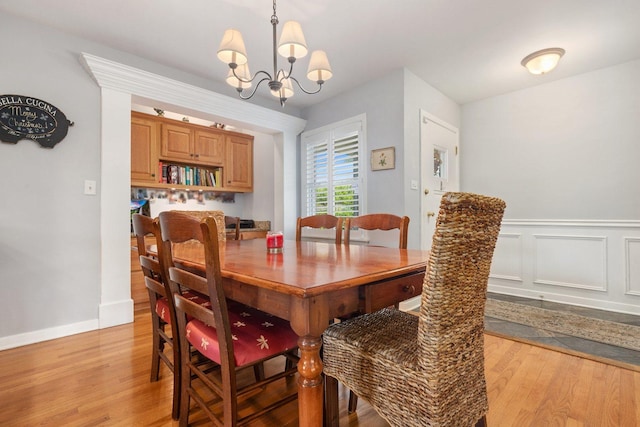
[217, 0, 333, 107]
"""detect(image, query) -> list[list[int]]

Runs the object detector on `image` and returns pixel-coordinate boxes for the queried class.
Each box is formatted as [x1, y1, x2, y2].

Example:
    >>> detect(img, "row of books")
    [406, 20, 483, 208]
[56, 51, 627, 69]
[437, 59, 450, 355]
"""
[159, 162, 222, 187]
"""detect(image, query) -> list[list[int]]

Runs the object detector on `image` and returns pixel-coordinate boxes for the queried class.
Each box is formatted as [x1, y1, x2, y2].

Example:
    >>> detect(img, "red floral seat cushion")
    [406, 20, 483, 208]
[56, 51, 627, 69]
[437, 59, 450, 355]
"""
[155, 291, 210, 324]
[185, 300, 299, 367]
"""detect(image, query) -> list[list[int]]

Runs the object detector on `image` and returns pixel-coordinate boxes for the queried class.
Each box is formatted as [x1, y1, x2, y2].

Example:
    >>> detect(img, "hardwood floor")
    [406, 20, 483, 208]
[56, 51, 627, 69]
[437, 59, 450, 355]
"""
[1, 307, 639, 426]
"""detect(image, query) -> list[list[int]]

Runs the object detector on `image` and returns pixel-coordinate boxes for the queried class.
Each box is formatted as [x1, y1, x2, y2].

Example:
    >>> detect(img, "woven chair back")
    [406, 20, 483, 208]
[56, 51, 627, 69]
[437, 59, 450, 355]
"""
[417, 192, 505, 371]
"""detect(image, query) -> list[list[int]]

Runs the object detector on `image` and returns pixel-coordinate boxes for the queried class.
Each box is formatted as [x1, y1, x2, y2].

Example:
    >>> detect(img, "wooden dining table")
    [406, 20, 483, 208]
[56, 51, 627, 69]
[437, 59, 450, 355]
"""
[168, 238, 429, 426]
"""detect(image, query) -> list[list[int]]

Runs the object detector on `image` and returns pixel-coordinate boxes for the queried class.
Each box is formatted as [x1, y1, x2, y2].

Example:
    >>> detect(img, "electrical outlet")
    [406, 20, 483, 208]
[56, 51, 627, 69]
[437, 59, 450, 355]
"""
[84, 180, 97, 195]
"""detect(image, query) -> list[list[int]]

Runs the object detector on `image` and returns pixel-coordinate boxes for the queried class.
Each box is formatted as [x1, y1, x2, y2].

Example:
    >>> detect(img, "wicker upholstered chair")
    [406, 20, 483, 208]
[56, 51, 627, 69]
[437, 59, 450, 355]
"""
[181, 210, 227, 242]
[323, 192, 505, 427]
[342, 212, 410, 412]
[296, 214, 343, 244]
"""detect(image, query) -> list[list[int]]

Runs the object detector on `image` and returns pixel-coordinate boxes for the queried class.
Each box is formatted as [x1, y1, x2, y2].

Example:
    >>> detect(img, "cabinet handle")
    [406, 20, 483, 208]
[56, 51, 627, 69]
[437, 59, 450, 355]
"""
[402, 285, 416, 294]
[195, 153, 199, 158]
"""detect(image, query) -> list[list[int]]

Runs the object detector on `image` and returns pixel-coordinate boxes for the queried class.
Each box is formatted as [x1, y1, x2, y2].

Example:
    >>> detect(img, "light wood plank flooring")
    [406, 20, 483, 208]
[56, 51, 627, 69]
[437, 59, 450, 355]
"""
[0, 308, 638, 426]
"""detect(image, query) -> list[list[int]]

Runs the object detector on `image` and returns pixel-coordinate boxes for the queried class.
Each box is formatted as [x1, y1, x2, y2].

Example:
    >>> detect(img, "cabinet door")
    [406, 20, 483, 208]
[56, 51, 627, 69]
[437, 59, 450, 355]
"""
[131, 115, 159, 183]
[225, 134, 253, 190]
[194, 130, 225, 165]
[161, 123, 193, 162]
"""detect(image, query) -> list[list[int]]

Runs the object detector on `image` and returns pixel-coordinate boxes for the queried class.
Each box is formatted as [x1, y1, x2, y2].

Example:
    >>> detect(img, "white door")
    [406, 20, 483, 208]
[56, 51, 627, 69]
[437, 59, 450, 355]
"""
[420, 111, 460, 250]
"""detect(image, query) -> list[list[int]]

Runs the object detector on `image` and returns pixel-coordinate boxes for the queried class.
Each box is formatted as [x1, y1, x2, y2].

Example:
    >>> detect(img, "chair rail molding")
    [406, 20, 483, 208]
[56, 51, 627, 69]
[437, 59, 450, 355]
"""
[489, 218, 640, 315]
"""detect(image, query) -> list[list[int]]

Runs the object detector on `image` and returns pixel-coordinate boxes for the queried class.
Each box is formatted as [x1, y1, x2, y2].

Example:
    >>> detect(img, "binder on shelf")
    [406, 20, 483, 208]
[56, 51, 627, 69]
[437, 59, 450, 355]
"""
[161, 162, 168, 183]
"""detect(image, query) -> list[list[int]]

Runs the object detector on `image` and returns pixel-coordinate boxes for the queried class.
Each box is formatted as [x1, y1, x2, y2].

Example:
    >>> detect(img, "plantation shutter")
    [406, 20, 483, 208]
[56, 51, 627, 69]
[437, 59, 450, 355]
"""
[301, 116, 364, 223]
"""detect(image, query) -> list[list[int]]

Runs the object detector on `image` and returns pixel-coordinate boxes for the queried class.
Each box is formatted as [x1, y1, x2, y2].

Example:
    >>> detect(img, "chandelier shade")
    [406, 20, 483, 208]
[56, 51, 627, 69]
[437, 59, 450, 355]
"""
[277, 21, 308, 59]
[217, 0, 332, 106]
[307, 50, 333, 83]
[226, 63, 252, 89]
[217, 29, 248, 66]
[521, 47, 565, 75]
[271, 77, 294, 99]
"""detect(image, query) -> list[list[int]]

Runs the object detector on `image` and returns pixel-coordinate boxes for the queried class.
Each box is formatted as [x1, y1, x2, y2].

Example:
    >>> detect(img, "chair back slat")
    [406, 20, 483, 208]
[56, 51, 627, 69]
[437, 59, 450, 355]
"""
[144, 275, 167, 299]
[168, 265, 210, 301]
[296, 214, 343, 244]
[139, 254, 162, 282]
[344, 213, 409, 248]
[174, 294, 216, 328]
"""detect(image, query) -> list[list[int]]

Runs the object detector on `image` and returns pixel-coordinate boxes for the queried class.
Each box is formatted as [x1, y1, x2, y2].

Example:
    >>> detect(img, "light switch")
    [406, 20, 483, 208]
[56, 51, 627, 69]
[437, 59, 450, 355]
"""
[84, 180, 97, 195]
[410, 180, 418, 190]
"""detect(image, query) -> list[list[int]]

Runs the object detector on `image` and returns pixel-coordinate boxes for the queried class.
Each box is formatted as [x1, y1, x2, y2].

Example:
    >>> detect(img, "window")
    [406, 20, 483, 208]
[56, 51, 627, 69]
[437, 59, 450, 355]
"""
[301, 115, 365, 237]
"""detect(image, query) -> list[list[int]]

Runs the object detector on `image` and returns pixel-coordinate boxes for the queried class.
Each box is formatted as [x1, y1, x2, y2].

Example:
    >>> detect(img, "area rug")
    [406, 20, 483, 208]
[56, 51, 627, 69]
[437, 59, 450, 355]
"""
[484, 298, 640, 353]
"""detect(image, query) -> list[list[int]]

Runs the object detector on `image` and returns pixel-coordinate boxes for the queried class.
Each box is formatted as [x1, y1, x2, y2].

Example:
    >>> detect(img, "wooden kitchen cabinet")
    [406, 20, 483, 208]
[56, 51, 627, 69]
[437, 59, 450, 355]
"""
[224, 134, 253, 191]
[161, 123, 226, 166]
[161, 122, 193, 162]
[131, 113, 159, 183]
[194, 129, 225, 165]
[131, 111, 253, 193]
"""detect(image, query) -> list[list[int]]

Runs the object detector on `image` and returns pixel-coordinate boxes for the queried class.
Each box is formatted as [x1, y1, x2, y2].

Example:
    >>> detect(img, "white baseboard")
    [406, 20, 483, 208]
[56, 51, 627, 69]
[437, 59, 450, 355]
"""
[399, 295, 421, 312]
[0, 319, 99, 351]
[99, 298, 134, 328]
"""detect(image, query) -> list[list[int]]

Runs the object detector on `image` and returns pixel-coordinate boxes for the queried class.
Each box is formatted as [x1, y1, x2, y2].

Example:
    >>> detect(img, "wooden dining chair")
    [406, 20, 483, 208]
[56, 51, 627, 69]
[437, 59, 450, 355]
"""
[344, 213, 409, 248]
[131, 214, 181, 419]
[296, 214, 343, 244]
[157, 211, 300, 427]
[225, 215, 241, 240]
[323, 192, 506, 427]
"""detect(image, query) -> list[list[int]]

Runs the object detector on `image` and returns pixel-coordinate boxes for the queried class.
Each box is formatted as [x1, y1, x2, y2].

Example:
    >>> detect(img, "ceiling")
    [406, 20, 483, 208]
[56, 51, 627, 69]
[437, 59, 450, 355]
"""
[3, 0, 640, 109]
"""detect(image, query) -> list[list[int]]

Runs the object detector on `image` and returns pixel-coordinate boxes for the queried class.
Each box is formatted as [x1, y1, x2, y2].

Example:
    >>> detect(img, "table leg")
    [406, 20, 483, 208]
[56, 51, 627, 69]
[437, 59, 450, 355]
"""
[297, 335, 324, 426]
[290, 295, 330, 427]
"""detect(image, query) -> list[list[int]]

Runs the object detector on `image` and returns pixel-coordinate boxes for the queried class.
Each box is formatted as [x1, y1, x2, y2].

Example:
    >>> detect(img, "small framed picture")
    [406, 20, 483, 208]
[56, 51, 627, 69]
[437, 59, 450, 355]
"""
[371, 147, 395, 171]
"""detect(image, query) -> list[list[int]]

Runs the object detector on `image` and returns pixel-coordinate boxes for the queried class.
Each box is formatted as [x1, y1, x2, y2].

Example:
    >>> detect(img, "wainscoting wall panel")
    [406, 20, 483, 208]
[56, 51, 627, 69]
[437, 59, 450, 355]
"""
[489, 220, 640, 315]
[625, 237, 640, 296]
[532, 234, 607, 291]
[490, 233, 523, 282]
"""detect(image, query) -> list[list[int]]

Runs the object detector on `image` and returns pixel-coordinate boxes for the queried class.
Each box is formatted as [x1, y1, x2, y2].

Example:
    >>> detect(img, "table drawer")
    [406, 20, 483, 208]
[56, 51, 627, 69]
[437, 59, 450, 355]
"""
[361, 271, 424, 313]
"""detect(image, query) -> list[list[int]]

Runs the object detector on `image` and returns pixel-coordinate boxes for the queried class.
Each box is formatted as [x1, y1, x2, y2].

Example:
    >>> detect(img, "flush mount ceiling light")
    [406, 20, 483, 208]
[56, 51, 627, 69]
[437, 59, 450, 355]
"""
[521, 47, 565, 75]
[217, 0, 332, 107]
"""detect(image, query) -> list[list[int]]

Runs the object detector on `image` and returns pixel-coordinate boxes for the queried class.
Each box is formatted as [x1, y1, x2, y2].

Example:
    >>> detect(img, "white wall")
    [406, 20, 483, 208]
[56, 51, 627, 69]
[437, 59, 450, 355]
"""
[463, 60, 640, 314]
[0, 15, 103, 341]
[402, 69, 461, 249]
[461, 59, 640, 219]
[0, 12, 302, 348]
[302, 70, 405, 248]
[302, 68, 461, 249]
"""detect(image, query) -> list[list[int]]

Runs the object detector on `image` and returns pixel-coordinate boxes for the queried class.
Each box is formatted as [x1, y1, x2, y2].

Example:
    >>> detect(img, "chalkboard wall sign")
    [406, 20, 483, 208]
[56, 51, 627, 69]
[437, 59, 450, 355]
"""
[0, 94, 73, 148]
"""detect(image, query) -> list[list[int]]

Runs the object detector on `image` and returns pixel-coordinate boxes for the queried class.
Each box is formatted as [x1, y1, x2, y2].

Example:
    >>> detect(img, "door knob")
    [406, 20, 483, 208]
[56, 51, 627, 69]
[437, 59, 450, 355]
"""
[427, 212, 435, 217]
[424, 189, 429, 195]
